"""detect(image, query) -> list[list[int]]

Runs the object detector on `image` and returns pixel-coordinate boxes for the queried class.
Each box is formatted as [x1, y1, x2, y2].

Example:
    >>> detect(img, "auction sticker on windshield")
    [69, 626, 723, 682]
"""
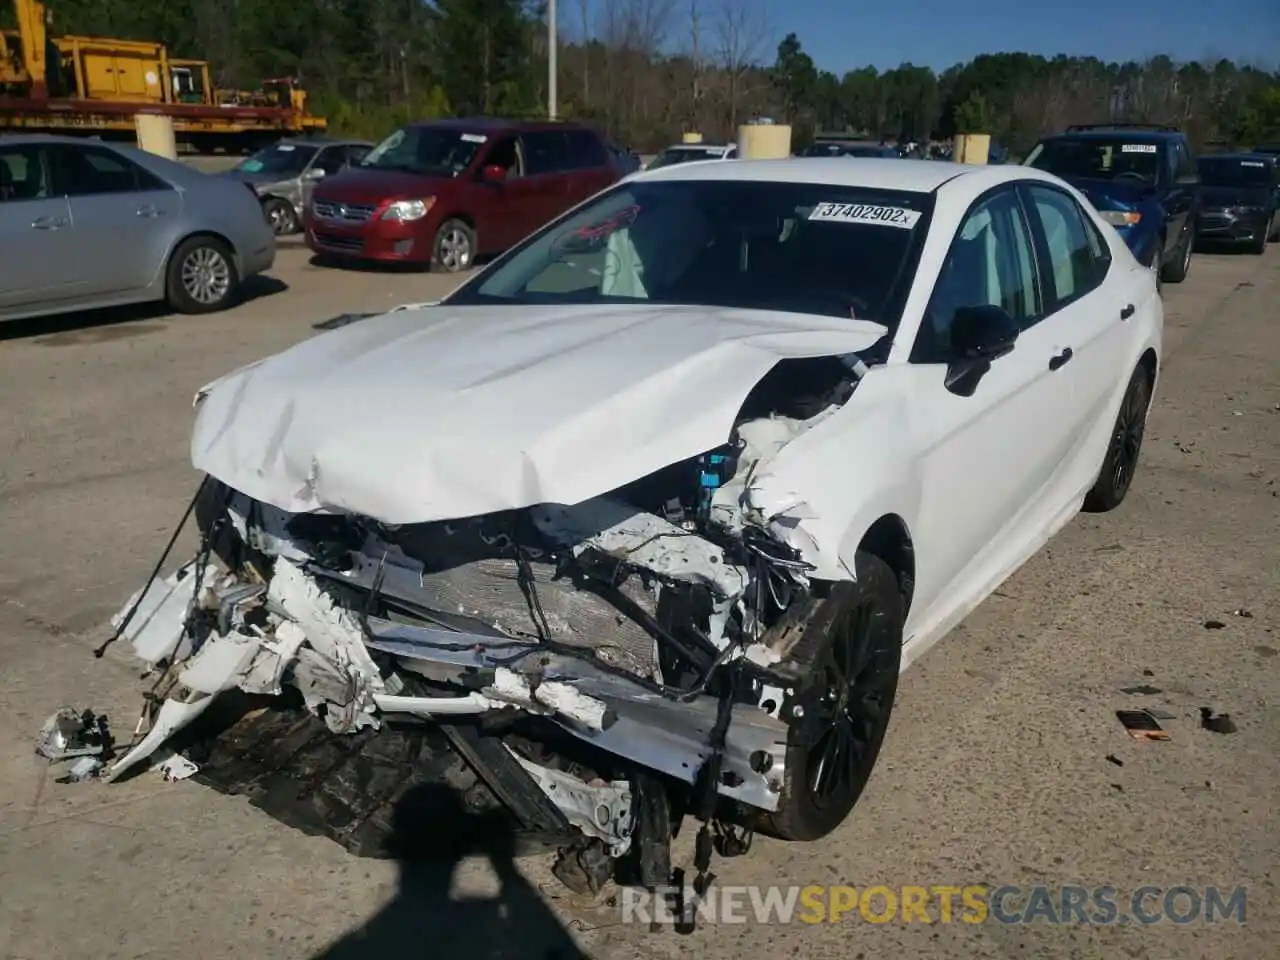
[809, 202, 921, 229]
[1120, 144, 1158, 153]
[461, 133, 488, 143]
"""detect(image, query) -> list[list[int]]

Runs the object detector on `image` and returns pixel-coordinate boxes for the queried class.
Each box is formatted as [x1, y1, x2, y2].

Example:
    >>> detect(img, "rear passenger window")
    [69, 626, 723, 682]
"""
[0, 145, 50, 201]
[52, 145, 167, 197]
[564, 130, 608, 169]
[1026, 185, 1107, 308]
[523, 131, 571, 175]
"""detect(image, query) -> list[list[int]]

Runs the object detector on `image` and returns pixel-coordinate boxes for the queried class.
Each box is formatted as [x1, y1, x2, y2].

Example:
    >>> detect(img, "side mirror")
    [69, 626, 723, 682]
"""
[303, 167, 326, 181]
[480, 164, 507, 183]
[1175, 172, 1199, 187]
[945, 304, 1019, 397]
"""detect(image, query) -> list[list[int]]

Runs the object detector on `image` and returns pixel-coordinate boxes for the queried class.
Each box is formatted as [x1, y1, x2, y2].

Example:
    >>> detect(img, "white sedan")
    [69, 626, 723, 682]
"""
[99, 158, 1160, 889]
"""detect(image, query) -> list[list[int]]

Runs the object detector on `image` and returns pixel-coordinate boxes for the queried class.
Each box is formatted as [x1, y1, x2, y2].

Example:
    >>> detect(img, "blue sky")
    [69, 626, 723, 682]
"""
[778, 0, 1280, 74]
[570, 0, 1279, 75]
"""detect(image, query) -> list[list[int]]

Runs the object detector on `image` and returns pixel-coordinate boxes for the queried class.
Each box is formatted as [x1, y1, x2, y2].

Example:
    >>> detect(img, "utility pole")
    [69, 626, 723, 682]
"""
[548, 0, 558, 119]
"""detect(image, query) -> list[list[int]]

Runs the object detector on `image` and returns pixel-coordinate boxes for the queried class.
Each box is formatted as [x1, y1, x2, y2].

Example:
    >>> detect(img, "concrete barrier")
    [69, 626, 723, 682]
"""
[134, 113, 178, 161]
[736, 123, 792, 159]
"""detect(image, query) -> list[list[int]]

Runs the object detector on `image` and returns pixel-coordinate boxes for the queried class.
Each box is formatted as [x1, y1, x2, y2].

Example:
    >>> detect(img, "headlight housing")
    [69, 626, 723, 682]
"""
[1098, 210, 1142, 227]
[381, 198, 436, 222]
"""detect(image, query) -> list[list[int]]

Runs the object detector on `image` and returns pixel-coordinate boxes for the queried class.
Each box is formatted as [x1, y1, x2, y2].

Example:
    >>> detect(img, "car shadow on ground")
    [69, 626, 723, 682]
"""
[309, 782, 591, 960]
[0, 275, 289, 344]
[306, 253, 493, 275]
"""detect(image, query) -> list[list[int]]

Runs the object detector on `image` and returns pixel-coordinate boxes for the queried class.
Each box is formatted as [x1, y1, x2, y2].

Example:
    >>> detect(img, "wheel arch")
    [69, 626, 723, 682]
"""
[1137, 347, 1158, 390]
[856, 513, 916, 616]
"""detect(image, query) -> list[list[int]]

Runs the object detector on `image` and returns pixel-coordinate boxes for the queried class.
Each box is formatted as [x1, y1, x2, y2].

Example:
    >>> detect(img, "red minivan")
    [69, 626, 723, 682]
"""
[303, 118, 619, 272]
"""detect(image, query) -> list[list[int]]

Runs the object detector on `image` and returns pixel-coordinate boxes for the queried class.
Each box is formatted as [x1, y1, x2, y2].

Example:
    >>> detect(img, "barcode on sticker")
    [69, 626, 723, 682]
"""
[808, 202, 921, 229]
[1120, 144, 1158, 154]
[461, 133, 488, 143]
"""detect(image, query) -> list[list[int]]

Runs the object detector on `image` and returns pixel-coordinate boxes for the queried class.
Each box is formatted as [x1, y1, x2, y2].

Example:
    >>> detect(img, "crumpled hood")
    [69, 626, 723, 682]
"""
[191, 304, 887, 524]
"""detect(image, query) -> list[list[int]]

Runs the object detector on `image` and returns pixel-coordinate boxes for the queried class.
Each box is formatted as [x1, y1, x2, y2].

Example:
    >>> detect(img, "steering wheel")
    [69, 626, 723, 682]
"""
[1114, 171, 1149, 182]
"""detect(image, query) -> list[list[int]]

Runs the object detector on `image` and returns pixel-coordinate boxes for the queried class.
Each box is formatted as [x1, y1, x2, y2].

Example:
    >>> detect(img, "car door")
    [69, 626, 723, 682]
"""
[0, 142, 78, 314]
[563, 129, 616, 204]
[470, 134, 529, 252]
[1021, 182, 1138, 497]
[51, 143, 182, 296]
[906, 186, 1081, 621]
[518, 130, 574, 230]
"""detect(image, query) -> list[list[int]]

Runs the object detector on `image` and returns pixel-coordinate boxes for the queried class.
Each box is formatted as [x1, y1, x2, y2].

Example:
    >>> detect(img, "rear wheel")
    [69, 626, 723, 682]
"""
[166, 235, 240, 314]
[763, 553, 903, 842]
[1083, 365, 1151, 513]
[1161, 230, 1191, 283]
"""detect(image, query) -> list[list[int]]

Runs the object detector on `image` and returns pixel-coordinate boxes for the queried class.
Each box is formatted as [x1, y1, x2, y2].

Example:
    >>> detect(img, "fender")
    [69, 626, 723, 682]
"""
[743, 382, 923, 582]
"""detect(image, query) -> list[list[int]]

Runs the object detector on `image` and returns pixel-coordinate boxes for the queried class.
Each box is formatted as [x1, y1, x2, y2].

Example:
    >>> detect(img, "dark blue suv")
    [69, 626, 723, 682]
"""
[1023, 124, 1200, 287]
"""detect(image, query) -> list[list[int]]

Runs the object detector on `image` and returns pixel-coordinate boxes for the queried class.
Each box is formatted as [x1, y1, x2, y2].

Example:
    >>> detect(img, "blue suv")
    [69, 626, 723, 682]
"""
[1023, 123, 1200, 287]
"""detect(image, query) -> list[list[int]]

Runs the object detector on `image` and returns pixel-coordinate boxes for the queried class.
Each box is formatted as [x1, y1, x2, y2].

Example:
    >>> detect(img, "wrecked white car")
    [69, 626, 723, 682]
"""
[96, 158, 1162, 894]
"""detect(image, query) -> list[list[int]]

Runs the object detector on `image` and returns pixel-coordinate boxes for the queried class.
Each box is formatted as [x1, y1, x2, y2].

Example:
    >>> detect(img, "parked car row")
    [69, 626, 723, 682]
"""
[1021, 123, 1280, 283]
[2, 117, 1275, 324]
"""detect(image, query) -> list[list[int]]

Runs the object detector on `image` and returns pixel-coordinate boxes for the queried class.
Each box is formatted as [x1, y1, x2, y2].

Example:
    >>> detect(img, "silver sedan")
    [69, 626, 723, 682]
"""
[0, 134, 276, 322]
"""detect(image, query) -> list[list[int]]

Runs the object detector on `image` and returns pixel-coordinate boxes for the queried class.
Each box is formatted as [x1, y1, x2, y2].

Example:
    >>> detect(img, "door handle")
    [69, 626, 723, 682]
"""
[1048, 347, 1074, 371]
[136, 205, 164, 218]
[1120, 303, 1136, 320]
[31, 215, 68, 229]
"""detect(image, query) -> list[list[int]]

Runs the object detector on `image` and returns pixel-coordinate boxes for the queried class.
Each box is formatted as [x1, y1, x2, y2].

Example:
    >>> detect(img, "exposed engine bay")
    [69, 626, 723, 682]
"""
[97, 353, 879, 896]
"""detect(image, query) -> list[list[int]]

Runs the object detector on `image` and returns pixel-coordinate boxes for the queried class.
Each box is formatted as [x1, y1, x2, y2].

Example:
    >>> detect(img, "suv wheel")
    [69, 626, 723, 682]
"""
[432, 219, 476, 273]
[1161, 230, 1191, 283]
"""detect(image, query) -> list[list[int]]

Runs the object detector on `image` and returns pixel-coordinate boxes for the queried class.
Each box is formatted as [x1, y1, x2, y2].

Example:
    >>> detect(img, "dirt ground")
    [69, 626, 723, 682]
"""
[0, 243, 1276, 960]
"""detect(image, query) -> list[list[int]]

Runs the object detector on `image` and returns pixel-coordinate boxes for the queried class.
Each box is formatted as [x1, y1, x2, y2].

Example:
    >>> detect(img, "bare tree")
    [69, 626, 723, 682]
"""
[712, 0, 769, 129]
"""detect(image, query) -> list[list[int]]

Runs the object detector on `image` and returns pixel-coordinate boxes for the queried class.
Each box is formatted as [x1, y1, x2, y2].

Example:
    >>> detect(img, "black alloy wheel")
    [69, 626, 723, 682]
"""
[764, 552, 904, 842]
[1084, 365, 1152, 513]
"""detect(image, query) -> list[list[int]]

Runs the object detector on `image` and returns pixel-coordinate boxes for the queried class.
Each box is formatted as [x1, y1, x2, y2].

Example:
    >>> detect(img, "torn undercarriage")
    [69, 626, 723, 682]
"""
[97, 357, 903, 896]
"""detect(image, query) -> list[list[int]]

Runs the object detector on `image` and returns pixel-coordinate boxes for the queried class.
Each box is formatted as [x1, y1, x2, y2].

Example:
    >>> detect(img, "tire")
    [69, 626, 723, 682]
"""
[1148, 237, 1164, 293]
[166, 235, 240, 314]
[1267, 214, 1278, 242]
[762, 552, 904, 842]
[262, 197, 299, 236]
[432, 218, 476, 273]
[1160, 229, 1190, 283]
[1083, 365, 1152, 513]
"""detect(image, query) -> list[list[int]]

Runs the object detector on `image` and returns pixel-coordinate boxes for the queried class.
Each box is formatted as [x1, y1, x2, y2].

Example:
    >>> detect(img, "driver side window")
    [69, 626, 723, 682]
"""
[914, 189, 1040, 363]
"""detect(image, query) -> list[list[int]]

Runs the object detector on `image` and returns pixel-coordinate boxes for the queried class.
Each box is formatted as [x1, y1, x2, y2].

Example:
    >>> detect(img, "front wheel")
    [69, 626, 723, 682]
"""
[262, 197, 299, 236]
[432, 218, 476, 273]
[762, 553, 904, 842]
[1083, 365, 1151, 513]
[166, 236, 240, 314]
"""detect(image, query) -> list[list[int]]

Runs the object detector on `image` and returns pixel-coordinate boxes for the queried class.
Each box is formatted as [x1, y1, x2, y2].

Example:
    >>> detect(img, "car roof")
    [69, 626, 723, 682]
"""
[277, 136, 372, 147]
[0, 133, 119, 146]
[1041, 128, 1180, 142]
[1201, 151, 1275, 163]
[659, 143, 733, 151]
[409, 117, 592, 133]
[635, 156, 992, 193]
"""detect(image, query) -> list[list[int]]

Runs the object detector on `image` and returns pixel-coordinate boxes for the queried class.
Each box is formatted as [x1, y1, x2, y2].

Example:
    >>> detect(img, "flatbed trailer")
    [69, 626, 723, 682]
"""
[0, 94, 325, 152]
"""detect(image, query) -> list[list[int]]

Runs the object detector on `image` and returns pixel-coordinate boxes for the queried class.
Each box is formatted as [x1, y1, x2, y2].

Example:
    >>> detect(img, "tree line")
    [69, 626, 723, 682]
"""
[7, 0, 1280, 152]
